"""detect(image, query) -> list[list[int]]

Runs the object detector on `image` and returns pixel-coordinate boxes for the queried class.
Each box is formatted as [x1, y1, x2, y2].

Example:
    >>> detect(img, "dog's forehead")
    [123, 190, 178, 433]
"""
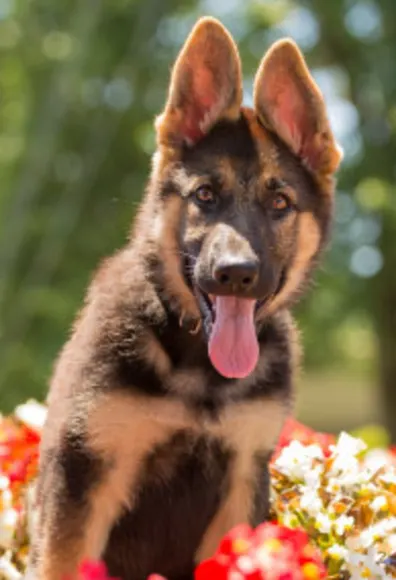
[180, 108, 285, 187]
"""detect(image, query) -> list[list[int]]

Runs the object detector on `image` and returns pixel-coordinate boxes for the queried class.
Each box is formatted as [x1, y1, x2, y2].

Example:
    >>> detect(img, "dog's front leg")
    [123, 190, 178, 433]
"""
[29, 437, 133, 580]
[194, 454, 270, 562]
[29, 391, 183, 580]
[195, 398, 285, 562]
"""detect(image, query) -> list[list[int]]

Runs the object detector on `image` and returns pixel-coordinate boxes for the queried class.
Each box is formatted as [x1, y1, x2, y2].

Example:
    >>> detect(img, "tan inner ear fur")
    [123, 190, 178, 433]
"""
[253, 38, 343, 179]
[156, 17, 243, 147]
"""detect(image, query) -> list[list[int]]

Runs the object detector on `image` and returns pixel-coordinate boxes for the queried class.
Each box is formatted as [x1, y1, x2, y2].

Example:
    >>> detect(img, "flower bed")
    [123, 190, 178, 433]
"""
[0, 401, 395, 579]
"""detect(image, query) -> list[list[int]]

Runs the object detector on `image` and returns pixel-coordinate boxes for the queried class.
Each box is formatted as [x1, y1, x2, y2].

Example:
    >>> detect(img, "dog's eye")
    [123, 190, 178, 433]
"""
[194, 185, 216, 206]
[269, 194, 293, 219]
[272, 194, 290, 211]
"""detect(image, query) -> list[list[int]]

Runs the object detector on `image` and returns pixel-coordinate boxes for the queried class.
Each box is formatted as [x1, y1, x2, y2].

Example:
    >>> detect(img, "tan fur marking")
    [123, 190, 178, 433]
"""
[141, 330, 172, 377]
[217, 157, 237, 191]
[167, 368, 205, 398]
[173, 167, 199, 196]
[82, 395, 190, 555]
[157, 195, 200, 322]
[69, 394, 286, 571]
[196, 398, 287, 561]
[39, 478, 127, 580]
[89, 395, 286, 569]
[284, 312, 302, 395]
[206, 398, 287, 472]
[39, 547, 81, 580]
[242, 107, 274, 148]
[195, 457, 254, 562]
[87, 391, 192, 461]
[261, 213, 320, 318]
[183, 222, 208, 246]
[36, 393, 193, 580]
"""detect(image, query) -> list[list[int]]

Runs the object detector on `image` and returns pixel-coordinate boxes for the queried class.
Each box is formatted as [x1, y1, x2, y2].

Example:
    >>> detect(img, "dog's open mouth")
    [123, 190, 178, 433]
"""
[191, 270, 286, 380]
[184, 253, 286, 380]
[194, 290, 259, 379]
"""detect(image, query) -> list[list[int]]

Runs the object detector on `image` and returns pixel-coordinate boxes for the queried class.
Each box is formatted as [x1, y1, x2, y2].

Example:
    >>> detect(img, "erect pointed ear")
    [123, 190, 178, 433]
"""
[156, 17, 242, 147]
[253, 38, 343, 176]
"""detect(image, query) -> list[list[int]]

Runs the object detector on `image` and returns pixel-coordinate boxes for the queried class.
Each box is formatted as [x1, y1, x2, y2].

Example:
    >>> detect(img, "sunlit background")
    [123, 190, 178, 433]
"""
[0, 0, 395, 441]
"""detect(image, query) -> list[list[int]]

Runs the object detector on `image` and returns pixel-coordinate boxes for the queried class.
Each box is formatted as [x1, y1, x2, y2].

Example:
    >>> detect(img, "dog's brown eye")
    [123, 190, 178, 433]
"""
[272, 194, 290, 212]
[194, 185, 215, 205]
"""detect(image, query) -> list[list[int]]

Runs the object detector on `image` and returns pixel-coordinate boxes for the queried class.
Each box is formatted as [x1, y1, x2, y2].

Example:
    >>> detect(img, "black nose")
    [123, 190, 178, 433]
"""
[213, 260, 259, 291]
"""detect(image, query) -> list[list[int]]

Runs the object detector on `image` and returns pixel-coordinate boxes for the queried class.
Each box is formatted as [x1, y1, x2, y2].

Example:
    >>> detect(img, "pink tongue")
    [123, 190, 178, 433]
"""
[208, 296, 259, 379]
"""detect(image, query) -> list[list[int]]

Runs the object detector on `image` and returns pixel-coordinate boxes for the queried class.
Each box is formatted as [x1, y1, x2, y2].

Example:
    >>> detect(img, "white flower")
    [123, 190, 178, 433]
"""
[346, 535, 363, 551]
[364, 449, 391, 472]
[304, 465, 323, 488]
[331, 432, 367, 458]
[14, 399, 47, 432]
[0, 557, 22, 579]
[358, 482, 378, 496]
[327, 543, 348, 561]
[328, 460, 374, 491]
[328, 433, 367, 487]
[315, 512, 332, 534]
[326, 477, 342, 494]
[281, 511, 300, 529]
[0, 508, 18, 549]
[378, 517, 396, 533]
[0, 476, 9, 491]
[327, 468, 357, 492]
[371, 495, 387, 512]
[2, 489, 13, 510]
[383, 533, 396, 554]
[379, 471, 396, 485]
[347, 547, 389, 579]
[274, 441, 323, 481]
[334, 514, 354, 536]
[300, 487, 323, 517]
[359, 518, 396, 549]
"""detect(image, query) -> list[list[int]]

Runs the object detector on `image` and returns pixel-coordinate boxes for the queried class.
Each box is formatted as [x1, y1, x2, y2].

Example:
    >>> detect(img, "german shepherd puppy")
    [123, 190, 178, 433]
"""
[27, 16, 342, 580]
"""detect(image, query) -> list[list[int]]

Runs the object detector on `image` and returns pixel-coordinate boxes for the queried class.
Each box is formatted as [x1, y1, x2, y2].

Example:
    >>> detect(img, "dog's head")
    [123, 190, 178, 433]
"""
[150, 17, 342, 379]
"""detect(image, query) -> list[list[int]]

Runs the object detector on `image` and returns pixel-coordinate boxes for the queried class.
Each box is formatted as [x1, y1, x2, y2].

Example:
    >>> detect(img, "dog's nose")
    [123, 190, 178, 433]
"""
[213, 260, 259, 291]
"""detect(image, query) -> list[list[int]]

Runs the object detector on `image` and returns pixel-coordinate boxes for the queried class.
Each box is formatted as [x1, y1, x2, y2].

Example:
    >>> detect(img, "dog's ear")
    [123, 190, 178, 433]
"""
[156, 17, 242, 147]
[253, 38, 343, 176]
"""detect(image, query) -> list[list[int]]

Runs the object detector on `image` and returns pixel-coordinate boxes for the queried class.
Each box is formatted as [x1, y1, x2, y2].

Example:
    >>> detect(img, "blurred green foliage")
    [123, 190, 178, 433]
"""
[0, 0, 395, 438]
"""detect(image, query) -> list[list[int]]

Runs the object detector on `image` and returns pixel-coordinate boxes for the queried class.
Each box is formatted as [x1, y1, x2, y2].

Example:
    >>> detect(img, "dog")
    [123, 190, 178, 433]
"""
[27, 16, 342, 580]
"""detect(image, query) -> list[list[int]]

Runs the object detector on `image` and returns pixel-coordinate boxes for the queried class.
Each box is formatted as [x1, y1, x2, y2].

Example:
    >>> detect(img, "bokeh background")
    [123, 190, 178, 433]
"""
[0, 0, 395, 441]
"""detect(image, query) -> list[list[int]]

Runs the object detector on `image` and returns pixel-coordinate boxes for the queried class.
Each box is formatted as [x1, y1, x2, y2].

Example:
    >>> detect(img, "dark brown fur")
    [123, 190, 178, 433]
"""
[27, 17, 342, 580]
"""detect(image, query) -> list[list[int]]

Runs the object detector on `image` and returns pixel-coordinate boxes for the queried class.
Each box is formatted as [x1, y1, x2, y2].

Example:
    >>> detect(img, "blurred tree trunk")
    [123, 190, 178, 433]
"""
[376, 214, 396, 442]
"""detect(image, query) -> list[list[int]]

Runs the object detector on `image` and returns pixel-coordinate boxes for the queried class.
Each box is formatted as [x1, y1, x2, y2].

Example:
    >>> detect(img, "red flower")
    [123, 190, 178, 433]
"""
[195, 522, 327, 580]
[0, 419, 41, 489]
[65, 560, 120, 580]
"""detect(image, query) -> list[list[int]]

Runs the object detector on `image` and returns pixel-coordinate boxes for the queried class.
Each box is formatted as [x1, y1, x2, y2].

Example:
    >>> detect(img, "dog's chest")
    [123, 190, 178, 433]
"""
[96, 394, 286, 580]
[103, 431, 229, 580]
